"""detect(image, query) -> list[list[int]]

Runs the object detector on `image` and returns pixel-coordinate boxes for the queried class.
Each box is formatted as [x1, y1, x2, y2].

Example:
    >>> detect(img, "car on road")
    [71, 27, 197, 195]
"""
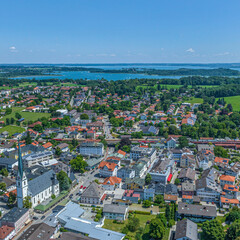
[41, 216, 45, 220]
[33, 216, 38, 220]
[69, 194, 73, 198]
[83, 186, 86, 189]
[80, 185, 83, 189]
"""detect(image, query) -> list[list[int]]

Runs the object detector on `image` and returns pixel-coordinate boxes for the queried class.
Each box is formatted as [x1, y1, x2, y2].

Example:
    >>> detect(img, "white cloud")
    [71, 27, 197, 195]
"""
[186, 48, 195, 53]
[9, 46, 18, 52]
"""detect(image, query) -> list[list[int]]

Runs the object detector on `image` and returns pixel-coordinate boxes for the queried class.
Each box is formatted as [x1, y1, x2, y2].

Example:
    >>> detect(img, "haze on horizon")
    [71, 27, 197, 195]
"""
[1, 0, 240, 64]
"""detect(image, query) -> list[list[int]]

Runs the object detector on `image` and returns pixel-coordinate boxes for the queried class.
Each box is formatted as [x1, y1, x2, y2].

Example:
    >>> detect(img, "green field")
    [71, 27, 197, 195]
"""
[0, 125, 25, 136]
[185, 97, 204, 104]
[103, 213, 168, 239]
[217, 95, 240, 111]
[1, 107, 51, 122]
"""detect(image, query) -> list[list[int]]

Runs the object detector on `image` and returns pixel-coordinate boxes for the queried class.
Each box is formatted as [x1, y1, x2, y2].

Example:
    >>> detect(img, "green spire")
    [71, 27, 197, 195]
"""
[18, 140, 23, 179]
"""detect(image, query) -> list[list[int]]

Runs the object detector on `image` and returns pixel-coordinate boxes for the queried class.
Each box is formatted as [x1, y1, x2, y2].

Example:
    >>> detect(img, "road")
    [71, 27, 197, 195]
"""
[103, 117, 113, 139]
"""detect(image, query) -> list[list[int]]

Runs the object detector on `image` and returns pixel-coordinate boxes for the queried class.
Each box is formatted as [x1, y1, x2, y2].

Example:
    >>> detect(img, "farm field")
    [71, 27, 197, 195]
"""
[185, 97, 203, 104]
[217, 95, 240, 111]
[0, 125, 25, 136]
[1, 107, 50, 122]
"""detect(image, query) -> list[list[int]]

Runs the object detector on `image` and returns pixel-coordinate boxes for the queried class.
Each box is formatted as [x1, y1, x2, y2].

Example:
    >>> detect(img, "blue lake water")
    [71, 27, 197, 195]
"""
[10, 63, 240, 81]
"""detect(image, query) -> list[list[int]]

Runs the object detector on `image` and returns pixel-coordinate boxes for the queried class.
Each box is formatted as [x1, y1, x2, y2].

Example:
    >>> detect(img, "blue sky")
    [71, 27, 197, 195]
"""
[1, 0, 240, 63]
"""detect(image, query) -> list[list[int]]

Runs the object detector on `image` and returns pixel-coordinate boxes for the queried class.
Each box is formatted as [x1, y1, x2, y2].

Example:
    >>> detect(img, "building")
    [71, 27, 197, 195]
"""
[182, 182, 195, 196]
[78, 142, 104, 157]
[149, 158, 175, 184]
[57, 201, 125, 240]
[178, 168, 195, 183]
[23, 150, 54, 167]
[102, 177, 122, 191]
[0, 225, 15, 240]
[130, 146, 156, 163]
[18, 223, 55, 240]
[117, 167, 135, 180]
[0, 158, 18, 172]
[220, 175, 235, 187]
[196, 177, 221, 203]
[56, 143, 69, 153]
[16, 142, 60, 208]
[166, 137, 176, 149]
[80, 182, 105, 204]
[103, 204, 128, 221]
[1, 208, 30, 233]
[132, 161, 147, 178]
[175, 219, 198, 240]
[122, 190, 140, 203]
[177, 203, 217, 222]
[99, 161, 118, 178]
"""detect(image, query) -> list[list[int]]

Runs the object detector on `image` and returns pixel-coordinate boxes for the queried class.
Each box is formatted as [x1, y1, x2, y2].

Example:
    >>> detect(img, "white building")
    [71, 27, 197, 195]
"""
[78, 142, 104, 157]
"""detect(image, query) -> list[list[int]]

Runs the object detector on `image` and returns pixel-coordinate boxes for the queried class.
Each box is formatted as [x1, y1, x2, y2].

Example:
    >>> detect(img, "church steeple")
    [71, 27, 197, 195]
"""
[16, 139, 28, 208]
[17, 139, 23, 179]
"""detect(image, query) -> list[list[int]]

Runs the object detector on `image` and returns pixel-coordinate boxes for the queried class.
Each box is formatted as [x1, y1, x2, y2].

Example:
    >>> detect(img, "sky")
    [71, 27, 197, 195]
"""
[1, 0, 240, 64]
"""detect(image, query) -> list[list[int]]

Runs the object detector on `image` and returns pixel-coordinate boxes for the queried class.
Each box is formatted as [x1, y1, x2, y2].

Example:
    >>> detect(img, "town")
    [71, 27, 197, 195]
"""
[0, 76, 237, 240]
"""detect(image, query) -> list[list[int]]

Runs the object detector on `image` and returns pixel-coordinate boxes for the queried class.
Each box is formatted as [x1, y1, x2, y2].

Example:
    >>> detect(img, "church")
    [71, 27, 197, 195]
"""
[16, 142, 60, 208]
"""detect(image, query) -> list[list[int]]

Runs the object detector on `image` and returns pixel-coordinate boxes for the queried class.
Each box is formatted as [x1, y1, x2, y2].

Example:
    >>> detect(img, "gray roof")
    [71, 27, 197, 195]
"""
[81, 182, 105, 199]
[178, 202, 217, 217]
[175, 219, 198, 240]
[103, 204, 128, 215]
[59, 232, 97, 240]
[18, 223, 55, 240]
[0, 157, 17, 166]
[1, 207, 29, 223]
[178, 168, 195, 181]
[182, 182, 195, 192]
[28, 170, 58, 197]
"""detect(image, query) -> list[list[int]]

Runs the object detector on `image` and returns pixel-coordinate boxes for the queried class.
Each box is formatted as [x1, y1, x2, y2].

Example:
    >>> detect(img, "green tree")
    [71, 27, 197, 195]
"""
[80, 114, 89, 120]
[154, 194, 164, 204]
[149, 218, 165, 240]
[178, 136, 189, 148]
[57, 170, 71, 191]
[70, 155, 88, 173]
[25, 131, 32, 145]
[174, 178, 180, 185]
[142, 200, 151, 208]
[127, 216, 140, 232]
[0, 182, 6, 192]
[23, 196, 32, 208]
[226, 207, 240, 222]
[202, 220, 225, 240]
[145, 173, 152, 185]
[15, 112, 22, 120]
[214, 146, 229, 158]
[225, 221, 240, 240]
[8, 192, 16, 206]
[55, 147, 62, 156]
[165, 204, 171, 221]
[0, 168, 8, 177]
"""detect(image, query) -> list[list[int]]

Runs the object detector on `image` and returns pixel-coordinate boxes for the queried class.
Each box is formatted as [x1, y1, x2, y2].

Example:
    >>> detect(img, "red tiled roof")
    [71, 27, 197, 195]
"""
[220, 175, 235, 182]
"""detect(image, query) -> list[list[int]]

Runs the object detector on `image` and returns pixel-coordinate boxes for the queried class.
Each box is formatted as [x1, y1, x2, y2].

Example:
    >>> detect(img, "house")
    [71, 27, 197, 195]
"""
[177, 203, 217, 221]
[220, 197, 239, 208]
[175, 219, 198, 240]
[124, 178, 145, 190]
[42, 142, 53, 150]
[58, 232, 97, 240]
[144, 187, 155, 200]
[80, 182, 105, 204]
[130, 146, 156, 163]
[180, 153, 195, 168]
[56, 143, 69, 153]
[106, 156, 121, 167]
[197, 150, 214, 171]
[0, 158, 18, 172]
[0, 225, 15, 240]
[196, 177, 221, 203]
[99, 161, 118, 178]
[103, 204, 128, 221]
[85, 158, 101, 170]
[166, 137, 176, 149]
[140, 125, 159, 135]
[122, 190, 140, 203]
[17, 223, 55, 240]
[164, 194, 178, 203]
[220, 175, 235, 187]
[178, 168, 195, 183]
[223, 184, 239, 199]
[0, 131, 9, 138]
[1, 208, 30, 233]
[117, 167, 135, 180]
[132, 161, 147, 178]
[78, 142, 104, 157]
[102, 177, 122, 191]
[149, 158, 175, 184]
[182, 182, 195, 196]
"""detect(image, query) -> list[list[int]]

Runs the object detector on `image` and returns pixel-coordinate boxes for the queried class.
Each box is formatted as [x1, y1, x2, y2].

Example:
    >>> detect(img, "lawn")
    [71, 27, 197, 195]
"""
[1, 107, 50, 122]
[216, 95, 240, 111]
[185, 97, 203, 104]
[103, 213, 156, 239]
[0, 125, 25, 136]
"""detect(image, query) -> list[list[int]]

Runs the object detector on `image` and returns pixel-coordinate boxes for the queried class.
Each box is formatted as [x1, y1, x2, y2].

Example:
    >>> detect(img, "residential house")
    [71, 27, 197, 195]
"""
[178, 168, 195, 183]
[99, 161, 118, 178]
[122, 190, 140, 203]
[117, 167, 135, 180]
[166, 137, 176, 149]
[103, 204, 128, 221]
[80, 182, 105, 204]
[56, 143, 69, 153]
[102, 177, 122, 191]
[175, 219, 198, 240]
[0, 225, 15, 240]
[220, 175, 235, 187]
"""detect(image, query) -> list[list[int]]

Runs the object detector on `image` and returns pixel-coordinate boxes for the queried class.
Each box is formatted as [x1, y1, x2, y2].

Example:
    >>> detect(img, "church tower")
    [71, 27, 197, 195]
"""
[16, 140, 28, 208]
